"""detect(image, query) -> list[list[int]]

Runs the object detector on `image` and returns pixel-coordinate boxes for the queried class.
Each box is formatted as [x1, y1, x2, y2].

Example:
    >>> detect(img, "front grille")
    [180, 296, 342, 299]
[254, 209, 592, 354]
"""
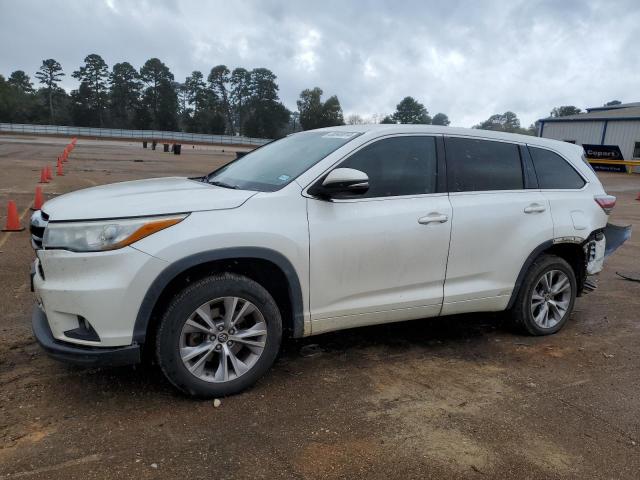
[30, 210, 48, 250]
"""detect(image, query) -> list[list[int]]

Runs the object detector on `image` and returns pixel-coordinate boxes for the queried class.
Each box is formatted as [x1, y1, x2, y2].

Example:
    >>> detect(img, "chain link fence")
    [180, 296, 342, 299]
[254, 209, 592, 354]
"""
[0, 123, 271, 146]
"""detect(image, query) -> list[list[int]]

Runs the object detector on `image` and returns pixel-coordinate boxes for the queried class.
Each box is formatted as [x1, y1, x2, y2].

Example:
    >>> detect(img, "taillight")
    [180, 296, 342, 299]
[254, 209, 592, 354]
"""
[594, 194, 616, 214]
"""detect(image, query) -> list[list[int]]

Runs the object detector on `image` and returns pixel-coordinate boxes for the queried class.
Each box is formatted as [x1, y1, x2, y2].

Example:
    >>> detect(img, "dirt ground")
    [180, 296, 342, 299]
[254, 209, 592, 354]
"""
[0, 135, 639, 479]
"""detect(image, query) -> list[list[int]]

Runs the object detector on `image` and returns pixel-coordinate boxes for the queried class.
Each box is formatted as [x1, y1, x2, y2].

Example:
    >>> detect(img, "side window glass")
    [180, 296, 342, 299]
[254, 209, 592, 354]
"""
[445, 137, 524, 192]
[338, 136, 437, 198]
[529, 147, 586, 189]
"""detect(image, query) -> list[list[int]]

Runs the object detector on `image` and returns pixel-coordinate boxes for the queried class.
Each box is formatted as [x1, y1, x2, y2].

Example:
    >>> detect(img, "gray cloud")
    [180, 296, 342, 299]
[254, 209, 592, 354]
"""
[1, 0, 638, 127]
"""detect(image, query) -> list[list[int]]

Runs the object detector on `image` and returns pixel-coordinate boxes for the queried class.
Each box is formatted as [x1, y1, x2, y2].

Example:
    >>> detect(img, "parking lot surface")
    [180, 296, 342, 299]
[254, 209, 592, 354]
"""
[0, 136, 639, 479]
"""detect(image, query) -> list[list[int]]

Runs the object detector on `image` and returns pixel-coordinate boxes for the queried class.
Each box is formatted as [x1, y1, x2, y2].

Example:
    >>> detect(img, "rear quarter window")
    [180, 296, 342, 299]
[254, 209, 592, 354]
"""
[445, 137, 524, 192]
[528, 147, 586, 189]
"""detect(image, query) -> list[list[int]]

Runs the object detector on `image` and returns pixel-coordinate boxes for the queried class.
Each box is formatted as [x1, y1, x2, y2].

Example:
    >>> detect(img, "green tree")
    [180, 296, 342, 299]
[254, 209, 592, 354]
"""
[182, 71, 225, 133]
[8, 71, 34, 93]
[380, 115, 395, 124]
[72, 54, 110, 126]
[230, 67, 252, 135]
[297, 87, 324, 130]
[391, 96, 431, 124]
[550, 105, 582, 117]
[34, 59, 64, 123]
[139, 58, 177, 130]
[2, 71, 39, 122]
[322, 95, 344, 126]
[243, 68, 289, 138]
[109, 62, 142, 129]
[431, 112, 450, 126]
[473, 111, 523, 133]
[185, 71, 207, 113]
[208, 65, 234, 134]
[70, 82, 96, 126]
[200, 91, 227, 134]
[297, 87, 344, 130]
[0, 75, 19, 122]
[175, 81, 190, 130]
[35, 86, 72, 125]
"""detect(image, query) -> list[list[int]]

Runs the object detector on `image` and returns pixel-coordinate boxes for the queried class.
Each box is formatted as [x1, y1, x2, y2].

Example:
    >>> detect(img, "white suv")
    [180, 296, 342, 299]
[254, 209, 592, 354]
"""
[30, 125, 628, 397]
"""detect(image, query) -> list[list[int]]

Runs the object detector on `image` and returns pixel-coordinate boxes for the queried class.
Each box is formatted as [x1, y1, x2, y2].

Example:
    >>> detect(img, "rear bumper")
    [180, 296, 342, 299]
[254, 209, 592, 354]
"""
[32, 305, 141, 367]
[603, 223, 632, 257]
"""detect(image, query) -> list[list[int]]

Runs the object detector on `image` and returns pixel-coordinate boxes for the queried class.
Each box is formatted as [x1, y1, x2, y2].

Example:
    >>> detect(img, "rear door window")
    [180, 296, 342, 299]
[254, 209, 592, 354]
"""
[528, 146, 586, 189]
[444, 137, 524, 192]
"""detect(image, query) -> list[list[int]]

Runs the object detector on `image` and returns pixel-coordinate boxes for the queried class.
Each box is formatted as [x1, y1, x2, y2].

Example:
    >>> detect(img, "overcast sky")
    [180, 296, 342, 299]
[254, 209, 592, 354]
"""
[1, 0, 639, 127]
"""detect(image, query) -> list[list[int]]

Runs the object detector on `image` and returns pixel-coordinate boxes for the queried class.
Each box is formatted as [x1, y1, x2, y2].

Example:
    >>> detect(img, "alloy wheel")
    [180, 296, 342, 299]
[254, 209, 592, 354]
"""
[530, 269, 572, 329]
[179, 297, 267, 382]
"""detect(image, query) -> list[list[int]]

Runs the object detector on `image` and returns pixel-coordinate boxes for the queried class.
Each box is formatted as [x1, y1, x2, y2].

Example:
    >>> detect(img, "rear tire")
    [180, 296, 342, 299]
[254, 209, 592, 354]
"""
[155, 273, 282, 398]
[511, 254, 577, 336]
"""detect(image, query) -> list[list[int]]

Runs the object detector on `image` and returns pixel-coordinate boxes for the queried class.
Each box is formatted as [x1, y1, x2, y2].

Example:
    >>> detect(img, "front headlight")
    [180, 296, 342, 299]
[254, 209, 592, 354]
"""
[43, 214, 187, 252]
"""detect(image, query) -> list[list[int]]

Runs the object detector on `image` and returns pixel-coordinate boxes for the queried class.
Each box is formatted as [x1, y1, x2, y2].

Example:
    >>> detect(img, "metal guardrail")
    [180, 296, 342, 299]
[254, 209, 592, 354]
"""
[0, 123, 271, 146]
[586, 158, 640, 174]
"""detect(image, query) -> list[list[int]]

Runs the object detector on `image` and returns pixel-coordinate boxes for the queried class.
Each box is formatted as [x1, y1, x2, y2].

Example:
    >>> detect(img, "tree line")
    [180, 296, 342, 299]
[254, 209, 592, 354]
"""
[0, 53, 616, 138]
[0, 54, 455, 138]
[0, 55, 293, 138]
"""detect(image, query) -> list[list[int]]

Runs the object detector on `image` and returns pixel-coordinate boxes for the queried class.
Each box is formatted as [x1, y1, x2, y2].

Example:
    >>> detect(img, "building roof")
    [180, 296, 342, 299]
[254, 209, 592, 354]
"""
[540, 105, 640, 123]
[586, 102, 640, 112]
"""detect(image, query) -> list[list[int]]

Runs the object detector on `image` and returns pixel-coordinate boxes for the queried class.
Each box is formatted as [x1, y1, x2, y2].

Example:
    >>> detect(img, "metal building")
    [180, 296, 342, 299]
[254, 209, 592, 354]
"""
[538, 102, 640, 161]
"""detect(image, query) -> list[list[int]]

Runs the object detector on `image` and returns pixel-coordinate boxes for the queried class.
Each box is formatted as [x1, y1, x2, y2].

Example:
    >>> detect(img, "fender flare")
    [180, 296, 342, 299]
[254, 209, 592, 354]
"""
[505, 240, 553, 310]
[133, 247, 305, 344]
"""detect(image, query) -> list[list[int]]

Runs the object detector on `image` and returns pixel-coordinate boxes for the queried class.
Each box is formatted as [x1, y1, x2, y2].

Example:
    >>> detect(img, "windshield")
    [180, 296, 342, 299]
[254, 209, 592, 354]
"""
[207, 131, 361, 192]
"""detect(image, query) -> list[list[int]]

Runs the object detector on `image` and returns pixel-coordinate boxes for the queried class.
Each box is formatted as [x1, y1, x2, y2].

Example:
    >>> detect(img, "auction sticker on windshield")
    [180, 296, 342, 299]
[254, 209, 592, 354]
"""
[322, 132, 359, 139]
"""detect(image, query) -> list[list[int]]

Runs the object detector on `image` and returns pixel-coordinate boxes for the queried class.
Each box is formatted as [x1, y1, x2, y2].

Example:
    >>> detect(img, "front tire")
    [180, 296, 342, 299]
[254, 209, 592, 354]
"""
[156, 273, 282, 398]
[511, 254, 577, 336]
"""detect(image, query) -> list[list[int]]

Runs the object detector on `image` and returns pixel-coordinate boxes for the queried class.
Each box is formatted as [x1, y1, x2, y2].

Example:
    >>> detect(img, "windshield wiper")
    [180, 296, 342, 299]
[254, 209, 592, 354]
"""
[209, 180, 239, 189]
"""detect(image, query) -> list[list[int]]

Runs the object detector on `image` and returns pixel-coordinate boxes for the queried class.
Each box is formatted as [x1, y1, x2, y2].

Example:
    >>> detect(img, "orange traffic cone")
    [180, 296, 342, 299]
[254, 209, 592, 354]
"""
[2, 200, 24, 232]
[57, 159, 64, 176]
[31, 186, 44, 211]
[46, 165, 53, 181]
[39, 167, 49, 184]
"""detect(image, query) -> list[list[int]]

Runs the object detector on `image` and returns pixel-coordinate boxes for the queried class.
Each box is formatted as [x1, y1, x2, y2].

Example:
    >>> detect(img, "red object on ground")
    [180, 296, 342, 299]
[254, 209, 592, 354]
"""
[31, 186, 44, 211]
[57, 160, 64, 176]
[39, 168, 49, 184]
[636, 192, 640, 201]
[2, 200, 24, 232]
[46, 165, 53, 180]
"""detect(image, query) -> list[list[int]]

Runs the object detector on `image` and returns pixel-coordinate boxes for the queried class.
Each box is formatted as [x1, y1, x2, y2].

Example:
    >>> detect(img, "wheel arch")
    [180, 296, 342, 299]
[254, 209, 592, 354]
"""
[507, 239, 588, 310]
[133, 248, 305, 349]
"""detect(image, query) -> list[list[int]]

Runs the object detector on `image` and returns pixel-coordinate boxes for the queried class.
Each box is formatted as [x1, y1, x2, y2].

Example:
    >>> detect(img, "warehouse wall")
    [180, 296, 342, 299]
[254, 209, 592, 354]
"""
[603, 121, 640, 160]
[541, 119, 640, 172]
[541, 121, 604, 146]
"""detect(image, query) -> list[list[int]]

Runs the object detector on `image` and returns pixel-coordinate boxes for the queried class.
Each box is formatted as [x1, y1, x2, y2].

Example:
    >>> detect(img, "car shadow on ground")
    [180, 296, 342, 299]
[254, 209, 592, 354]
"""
[47, 311, 511, 400]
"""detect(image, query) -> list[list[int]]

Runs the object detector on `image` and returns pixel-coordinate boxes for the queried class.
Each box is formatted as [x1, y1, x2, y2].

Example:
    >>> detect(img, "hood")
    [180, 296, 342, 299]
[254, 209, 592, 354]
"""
[43, 177, 257, 221]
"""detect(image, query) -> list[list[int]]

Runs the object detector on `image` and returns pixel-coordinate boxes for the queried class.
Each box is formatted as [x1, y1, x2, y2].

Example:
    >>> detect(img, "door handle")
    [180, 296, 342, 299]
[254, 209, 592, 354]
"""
[524, 203, 546, 214]
[418, 213, 449, 225]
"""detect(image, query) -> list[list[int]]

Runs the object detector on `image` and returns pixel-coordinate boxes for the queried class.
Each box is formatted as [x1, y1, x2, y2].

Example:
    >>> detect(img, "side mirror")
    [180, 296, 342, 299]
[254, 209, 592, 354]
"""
[310, 168, 369, 199]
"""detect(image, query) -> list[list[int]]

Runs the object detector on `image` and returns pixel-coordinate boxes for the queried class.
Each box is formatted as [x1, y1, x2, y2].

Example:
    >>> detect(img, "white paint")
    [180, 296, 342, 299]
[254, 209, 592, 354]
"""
[32, 125, 610, 349]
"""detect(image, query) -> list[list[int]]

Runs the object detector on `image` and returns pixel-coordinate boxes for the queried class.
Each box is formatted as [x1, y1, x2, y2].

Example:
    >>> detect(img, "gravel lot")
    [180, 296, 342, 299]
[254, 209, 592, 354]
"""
[0, 135, 639, 479]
